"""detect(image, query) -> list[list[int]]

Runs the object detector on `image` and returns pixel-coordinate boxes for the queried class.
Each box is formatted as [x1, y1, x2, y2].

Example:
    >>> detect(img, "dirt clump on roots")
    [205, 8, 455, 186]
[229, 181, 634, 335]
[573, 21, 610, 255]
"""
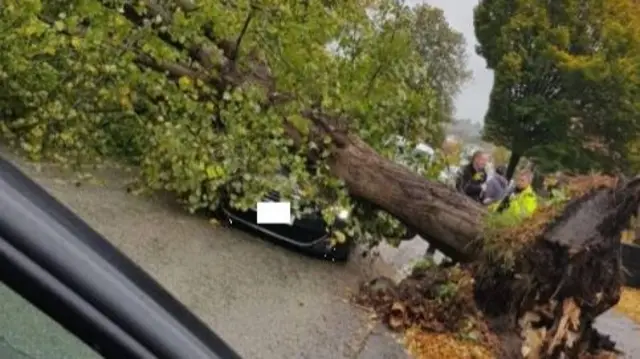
[473, 174, 624, 358]
[474, 174, 621, 311]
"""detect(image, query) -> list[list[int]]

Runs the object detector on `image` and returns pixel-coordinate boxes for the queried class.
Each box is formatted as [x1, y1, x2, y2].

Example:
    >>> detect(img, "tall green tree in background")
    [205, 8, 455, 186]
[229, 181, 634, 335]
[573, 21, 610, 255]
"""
[474, 0, 640, 177]
[0, 0, 476, 252]
[410, 4, 471, 124]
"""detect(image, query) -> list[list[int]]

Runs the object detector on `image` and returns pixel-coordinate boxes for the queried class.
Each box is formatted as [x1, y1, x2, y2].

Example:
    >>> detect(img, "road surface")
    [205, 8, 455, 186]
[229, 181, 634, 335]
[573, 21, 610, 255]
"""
[0, 156, 406, 359]
[1, 154, 638, 358]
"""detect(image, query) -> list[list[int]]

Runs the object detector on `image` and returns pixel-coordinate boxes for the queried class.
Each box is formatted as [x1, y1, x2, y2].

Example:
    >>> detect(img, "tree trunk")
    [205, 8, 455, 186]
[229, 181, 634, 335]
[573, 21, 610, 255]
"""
[506, 150, 523, 181]
[495, 151, 522, 213]
[329, 134, 484, 261]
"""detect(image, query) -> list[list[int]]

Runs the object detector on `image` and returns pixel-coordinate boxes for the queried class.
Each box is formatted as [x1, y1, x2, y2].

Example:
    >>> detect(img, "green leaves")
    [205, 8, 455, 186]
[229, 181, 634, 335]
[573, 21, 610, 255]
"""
[2, 0, 466, 246]
[205, 164, 225, 179]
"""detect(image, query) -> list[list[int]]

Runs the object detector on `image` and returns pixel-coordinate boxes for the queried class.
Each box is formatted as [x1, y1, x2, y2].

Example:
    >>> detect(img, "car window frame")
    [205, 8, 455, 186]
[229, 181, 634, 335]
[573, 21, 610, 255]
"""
[0, 157, 241, 359]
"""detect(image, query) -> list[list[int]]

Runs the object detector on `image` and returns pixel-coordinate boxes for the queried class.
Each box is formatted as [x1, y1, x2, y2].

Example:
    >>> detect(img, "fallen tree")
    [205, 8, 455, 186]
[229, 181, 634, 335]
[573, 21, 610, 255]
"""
[104, 5, 638, 354]
[6, 2, 638, 357]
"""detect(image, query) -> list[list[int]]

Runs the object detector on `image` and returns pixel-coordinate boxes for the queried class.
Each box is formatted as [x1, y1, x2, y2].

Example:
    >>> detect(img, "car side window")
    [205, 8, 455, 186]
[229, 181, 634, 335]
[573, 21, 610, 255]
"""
[0, 282, 100, 359]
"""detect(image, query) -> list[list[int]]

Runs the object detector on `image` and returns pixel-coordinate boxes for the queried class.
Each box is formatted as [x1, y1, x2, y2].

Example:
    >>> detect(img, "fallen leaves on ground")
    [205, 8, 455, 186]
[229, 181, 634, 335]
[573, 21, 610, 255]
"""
[579, 351, 621, 359]
[621, 229, 635, 244]
[403, 327, 494, 359]
[355, 264, 501, 358]
[614, 287, 640, 324]
[354, 264, 482, 333]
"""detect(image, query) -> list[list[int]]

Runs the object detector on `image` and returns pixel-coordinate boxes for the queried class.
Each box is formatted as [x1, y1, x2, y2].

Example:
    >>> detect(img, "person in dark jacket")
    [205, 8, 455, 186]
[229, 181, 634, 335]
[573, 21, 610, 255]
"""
[456, 150, 489, 202]
[483, 165, 508, 205]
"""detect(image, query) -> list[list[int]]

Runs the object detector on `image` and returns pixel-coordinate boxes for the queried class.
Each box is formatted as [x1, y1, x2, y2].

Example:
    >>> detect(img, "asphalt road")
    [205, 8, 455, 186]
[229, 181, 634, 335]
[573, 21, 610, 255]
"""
[1, 155, 638, 359]
[0, 156, 406, 359]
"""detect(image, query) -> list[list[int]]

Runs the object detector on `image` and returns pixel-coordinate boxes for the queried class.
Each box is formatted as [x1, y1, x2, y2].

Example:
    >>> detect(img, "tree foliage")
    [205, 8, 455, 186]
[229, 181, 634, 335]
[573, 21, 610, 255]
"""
[626, 136, 640, 174]
[489, 145, 510, 167]
[410, 5, 471, 124]
[1, 0, 469, 243]
[474, 0, 640, 174]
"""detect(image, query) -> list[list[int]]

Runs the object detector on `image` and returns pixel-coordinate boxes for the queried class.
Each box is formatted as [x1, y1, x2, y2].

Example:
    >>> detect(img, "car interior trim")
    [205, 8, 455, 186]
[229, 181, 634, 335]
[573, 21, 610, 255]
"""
[0, 236, 154, 358]
[0, 158, 242, 359]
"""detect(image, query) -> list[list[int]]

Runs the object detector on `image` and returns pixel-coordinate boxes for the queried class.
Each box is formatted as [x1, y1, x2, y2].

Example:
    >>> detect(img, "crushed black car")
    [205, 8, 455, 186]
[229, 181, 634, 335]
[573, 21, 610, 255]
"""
[218, 171, 354, 261]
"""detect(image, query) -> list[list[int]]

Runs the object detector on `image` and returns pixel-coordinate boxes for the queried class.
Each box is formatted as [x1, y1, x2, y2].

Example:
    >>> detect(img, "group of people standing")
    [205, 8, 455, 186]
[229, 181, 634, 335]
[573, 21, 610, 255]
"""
[455, 151, 538, 218]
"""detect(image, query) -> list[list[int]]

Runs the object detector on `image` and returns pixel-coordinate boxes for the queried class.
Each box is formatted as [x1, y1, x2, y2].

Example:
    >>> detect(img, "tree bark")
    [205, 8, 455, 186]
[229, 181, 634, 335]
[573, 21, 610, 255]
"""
[495, 150, 522, 213]
[506, 150, 523, 181]
[328, 133, 484, 261]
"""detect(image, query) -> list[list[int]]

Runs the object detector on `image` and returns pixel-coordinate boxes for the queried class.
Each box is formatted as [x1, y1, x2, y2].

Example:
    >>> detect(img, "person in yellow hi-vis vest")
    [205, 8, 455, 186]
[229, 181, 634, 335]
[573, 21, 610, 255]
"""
[507, 170, 538, 217]
[489, 170, 538, 218]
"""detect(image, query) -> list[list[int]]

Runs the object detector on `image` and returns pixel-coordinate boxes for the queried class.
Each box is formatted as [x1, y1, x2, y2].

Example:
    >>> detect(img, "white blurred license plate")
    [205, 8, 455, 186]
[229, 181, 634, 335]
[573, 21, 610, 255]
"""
[256, 202, 292, 225]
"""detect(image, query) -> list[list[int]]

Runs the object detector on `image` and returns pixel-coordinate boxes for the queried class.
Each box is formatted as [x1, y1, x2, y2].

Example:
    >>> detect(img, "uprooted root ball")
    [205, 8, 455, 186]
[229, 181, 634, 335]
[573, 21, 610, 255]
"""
[474, 174, 633, 358]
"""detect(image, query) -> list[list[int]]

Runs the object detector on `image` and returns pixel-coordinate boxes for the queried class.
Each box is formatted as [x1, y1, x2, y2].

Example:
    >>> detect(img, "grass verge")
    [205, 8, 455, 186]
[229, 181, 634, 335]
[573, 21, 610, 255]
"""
[615, 287, 640, 324]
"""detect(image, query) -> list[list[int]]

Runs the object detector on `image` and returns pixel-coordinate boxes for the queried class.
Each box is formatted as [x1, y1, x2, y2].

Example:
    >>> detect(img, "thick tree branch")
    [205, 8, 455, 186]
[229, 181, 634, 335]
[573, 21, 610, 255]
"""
[133, 53, 235, 102]
[144, 0, 172, 23]
[365, 65, 384, 97]
[115, 2, 220, 73]
[134, 53, 204, 80]
[118, 3, 184, 53]
[202, 22, 237, 60]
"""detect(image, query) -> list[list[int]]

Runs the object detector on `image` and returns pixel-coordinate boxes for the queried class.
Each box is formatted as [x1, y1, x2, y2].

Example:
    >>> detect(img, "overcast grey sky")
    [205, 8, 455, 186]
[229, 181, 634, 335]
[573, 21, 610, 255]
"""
[407, 0, 493, 124]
